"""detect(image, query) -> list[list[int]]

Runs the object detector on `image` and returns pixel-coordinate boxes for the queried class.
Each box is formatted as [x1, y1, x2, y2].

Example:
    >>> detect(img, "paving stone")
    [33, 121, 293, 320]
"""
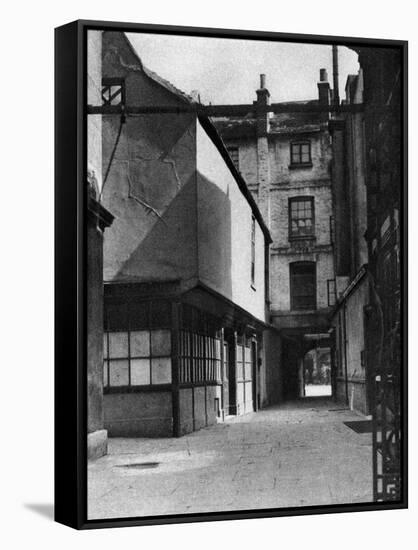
[88, 398, 373, 519]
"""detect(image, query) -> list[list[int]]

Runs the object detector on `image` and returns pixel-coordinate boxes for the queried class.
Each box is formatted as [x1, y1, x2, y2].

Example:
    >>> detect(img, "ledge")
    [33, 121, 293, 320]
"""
[288, 162, 313, 170]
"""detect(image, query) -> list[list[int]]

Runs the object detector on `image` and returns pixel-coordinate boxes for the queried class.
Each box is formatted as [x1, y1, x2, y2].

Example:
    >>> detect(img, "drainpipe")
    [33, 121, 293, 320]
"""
[343, 302, 349, 406]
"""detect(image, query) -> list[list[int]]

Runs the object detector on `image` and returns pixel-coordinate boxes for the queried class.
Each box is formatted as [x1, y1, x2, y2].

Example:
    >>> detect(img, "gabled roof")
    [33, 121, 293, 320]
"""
[104, 31, 272, 245]
[111, 31, 196, 104]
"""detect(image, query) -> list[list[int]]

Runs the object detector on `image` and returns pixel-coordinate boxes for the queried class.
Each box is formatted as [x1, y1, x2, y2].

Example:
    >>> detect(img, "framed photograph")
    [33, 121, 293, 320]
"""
[55, 19, 408, 529]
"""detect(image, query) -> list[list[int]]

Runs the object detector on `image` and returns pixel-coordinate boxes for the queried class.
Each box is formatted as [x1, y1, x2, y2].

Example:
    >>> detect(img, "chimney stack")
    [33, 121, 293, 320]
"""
[332, 45, 340, 106]
[256, 73, 270, 136]
[317, 68, 330, 120]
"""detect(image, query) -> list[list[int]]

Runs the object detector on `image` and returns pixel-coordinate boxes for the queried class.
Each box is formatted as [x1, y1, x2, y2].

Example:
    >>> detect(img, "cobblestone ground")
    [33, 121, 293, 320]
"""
[88, 398, 373, 519]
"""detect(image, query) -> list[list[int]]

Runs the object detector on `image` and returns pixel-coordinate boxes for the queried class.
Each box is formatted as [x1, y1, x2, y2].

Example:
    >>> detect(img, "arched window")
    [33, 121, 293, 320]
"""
[289, 262, 316, 310]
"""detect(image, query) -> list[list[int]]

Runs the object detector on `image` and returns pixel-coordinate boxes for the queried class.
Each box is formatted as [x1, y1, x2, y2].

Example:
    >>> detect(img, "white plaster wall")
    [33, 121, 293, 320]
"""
[196, 121, 266, 323]
[87, 30, 103, 191]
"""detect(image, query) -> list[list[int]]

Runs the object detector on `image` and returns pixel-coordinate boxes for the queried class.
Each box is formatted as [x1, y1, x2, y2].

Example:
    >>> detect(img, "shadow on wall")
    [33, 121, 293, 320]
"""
[196, 171, 233, 300]
[113, 171, 233, 302]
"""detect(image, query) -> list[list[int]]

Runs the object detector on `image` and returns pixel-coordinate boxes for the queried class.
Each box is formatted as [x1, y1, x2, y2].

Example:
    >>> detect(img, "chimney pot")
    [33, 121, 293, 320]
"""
[320, 68, 328, 82]
[260, 74, 266, 89]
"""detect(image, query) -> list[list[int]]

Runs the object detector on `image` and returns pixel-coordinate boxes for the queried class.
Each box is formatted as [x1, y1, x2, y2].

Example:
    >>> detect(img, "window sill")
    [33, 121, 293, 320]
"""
[288, 162, 313, 170]
[288, 235, 316, 242]
[104, 384, 172, 394]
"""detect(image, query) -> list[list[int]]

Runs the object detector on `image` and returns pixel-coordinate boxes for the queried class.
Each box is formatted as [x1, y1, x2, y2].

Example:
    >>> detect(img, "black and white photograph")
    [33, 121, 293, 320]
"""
[81, 24, 406, 524]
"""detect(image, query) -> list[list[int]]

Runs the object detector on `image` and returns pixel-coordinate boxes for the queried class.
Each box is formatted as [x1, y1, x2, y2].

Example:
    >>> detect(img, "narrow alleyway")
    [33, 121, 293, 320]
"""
[88, 399, 372, 519]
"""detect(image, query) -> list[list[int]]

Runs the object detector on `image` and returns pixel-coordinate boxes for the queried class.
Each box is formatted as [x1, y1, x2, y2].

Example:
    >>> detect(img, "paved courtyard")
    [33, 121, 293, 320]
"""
[88, 398, 373, 519]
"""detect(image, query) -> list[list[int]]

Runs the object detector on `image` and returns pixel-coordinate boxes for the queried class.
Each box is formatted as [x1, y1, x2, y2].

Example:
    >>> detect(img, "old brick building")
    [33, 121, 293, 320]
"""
[213, 71, 335, 399]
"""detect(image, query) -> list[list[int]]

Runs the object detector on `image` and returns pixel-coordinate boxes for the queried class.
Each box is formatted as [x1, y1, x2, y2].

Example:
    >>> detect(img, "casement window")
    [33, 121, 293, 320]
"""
[290, 141, 312, 166]
[289, 197, 315, 239]
[227, 146, 239, 171]
[103, 329, 172, 387]
[178, 304, 222, 385]
[327, 279, 336, 306]
[251, 216, 256, 286]
[289, 262, 316, 310]
[101, 77, 126, 106]
[103, 299, 172, 390]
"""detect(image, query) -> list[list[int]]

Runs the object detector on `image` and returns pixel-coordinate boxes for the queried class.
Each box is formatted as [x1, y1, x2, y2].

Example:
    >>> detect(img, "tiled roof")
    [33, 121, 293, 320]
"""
[212, 100, 323, 138]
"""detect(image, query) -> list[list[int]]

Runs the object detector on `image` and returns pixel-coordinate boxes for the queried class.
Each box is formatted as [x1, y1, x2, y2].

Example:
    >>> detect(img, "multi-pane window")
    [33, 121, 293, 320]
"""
[103, 329, 171, 388]
[227, 146, 239, 171]
[289, 197, 315, 239]
[103, 299, 172, 390]
[251, 216, 256, 286]
[327, 279, 336, 306]
[179, 331, 221, 384]
[290, 262, 316, 310]
[101, 77, 125, 106]
[290, 141, 311, 166]
[236, 335, 253, 410]
[178, 304, 222, 385]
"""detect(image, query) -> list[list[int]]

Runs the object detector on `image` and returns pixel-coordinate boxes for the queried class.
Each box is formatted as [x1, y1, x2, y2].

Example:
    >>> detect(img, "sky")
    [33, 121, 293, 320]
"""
[127, 32, 359, 106]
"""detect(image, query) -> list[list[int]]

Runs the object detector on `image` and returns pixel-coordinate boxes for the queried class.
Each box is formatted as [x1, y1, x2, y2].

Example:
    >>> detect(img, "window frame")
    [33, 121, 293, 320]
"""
[103, 299, 173, 392]
[327, 278, 336, 307]
[290, 140, 312, 168]
[101, 77, 126, 106]
[288, 196, 315, 240]
[289, 261, 317, 311]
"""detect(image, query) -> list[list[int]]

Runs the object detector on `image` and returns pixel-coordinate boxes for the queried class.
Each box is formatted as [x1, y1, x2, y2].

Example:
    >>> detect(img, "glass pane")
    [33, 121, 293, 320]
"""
[215, 339, 221, 359]
[301, 152, 310, 163]
[237, 383, 244, 403]
[151, 357, 172, 384]
[131, 358, 151, 385]
[237, 361, 244, 380]
[103, 361, 108, 387]
[108, 332, 129, 358]
[244, 362, 252, 380]
[109, 359, 129, 386]
[151, 329, 171, 356]
[301, 144, 310, 154]
[130, 330, 150, 357]
[103, 334, 108, 358]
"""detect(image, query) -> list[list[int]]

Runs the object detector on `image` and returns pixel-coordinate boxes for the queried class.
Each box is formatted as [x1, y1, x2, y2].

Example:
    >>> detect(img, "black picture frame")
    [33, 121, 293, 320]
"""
[55, 19, 408, 530]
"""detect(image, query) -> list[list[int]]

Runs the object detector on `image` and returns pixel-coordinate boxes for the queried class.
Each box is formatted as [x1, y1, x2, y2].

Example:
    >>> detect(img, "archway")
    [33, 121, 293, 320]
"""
[301, 347, 331, 397]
